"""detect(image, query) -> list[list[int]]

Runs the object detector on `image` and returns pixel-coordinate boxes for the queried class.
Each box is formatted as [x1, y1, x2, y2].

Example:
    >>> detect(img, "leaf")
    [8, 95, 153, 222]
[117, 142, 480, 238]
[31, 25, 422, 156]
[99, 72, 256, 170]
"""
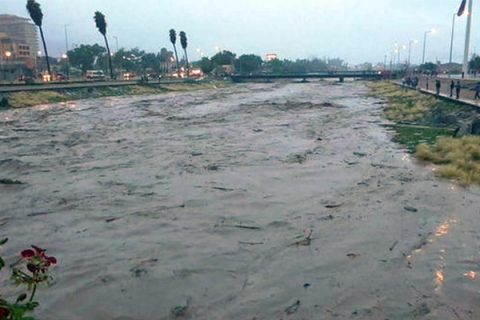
[16, 294, 27, 303]
[0, 238, 8, 245]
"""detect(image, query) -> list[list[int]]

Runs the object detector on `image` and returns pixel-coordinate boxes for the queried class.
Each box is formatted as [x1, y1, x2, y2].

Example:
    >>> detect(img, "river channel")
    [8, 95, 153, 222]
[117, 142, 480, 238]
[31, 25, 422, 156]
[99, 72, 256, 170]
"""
[1, 82, 480, 319]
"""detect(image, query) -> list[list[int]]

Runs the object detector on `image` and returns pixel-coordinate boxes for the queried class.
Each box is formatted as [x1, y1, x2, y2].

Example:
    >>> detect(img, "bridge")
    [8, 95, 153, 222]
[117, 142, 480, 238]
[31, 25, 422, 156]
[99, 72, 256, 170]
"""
[231, 71, 391, 83]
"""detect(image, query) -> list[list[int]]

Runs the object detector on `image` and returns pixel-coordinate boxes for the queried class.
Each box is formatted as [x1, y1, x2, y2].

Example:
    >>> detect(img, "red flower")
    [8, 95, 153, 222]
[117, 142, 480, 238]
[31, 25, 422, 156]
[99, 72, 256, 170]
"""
[21, 249, 35, 258]
[20, 245, 58, 274]
[0, 306, 10, 319]
[46, 256, 57, 265]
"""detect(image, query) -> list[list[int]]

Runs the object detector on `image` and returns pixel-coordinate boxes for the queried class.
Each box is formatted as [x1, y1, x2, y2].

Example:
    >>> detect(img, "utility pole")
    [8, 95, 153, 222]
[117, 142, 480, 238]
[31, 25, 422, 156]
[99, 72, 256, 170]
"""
[64, 25, 70, 78]
[463, 0, 473, 74]
[449, 13, 456, 63]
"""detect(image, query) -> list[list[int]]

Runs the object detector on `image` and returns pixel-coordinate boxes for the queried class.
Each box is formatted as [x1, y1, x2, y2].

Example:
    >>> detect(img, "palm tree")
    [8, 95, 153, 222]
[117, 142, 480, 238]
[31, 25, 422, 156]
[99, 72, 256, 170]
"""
[26, 0, 51, 78]
[94, 11, 114, 79]
[179, 31, 190, 76]
[169, 29, 180, 77]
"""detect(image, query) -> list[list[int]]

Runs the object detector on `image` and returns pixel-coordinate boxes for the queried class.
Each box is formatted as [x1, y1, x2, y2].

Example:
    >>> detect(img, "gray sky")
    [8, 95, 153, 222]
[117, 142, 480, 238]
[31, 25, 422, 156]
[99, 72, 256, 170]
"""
[2, 0, 479, 64]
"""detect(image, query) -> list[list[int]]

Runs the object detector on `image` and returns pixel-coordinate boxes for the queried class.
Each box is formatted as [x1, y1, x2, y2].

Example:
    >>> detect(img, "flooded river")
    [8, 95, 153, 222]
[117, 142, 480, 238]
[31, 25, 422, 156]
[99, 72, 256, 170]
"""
[1, 82, 480, 319]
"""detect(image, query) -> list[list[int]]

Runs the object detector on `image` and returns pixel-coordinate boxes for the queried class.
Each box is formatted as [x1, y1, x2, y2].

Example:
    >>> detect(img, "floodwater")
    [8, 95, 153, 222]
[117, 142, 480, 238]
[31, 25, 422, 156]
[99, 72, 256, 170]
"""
[1, 82, 480, 320]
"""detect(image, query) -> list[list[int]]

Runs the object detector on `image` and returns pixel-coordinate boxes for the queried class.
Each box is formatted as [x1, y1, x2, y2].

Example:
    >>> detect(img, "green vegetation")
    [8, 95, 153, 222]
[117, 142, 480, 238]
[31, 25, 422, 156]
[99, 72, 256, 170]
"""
[94, 11, 113, 79]
[369, 81, 451, 123]
[386, 124, 454, 153]
[179, 31, 190, 75]
[370, 81, 480, 186]
[169, 29, 181, 77]
[26, 0, 51, 76]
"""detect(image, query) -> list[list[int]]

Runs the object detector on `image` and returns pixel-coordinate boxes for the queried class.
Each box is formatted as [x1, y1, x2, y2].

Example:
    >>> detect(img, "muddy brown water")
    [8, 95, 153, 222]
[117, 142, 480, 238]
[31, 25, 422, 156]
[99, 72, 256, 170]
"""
[1, 82, 480, 319]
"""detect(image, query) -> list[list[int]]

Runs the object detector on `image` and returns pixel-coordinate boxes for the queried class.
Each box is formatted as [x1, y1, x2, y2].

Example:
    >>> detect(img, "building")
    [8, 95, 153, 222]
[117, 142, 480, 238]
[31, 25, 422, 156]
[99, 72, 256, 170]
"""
[266, 53, 278, 62]
[0, 15, 39, 79]
[0, 15, 38, 58]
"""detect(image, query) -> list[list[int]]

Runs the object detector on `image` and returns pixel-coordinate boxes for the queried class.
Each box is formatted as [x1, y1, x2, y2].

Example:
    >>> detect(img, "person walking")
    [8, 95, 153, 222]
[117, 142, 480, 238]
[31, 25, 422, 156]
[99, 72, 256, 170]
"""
[450, 80, 455, 97]
[426, 77, 429, 91]
[455, 80, 461, 99]
[435, 79, 441, 96]
[475, 82, 480, 100]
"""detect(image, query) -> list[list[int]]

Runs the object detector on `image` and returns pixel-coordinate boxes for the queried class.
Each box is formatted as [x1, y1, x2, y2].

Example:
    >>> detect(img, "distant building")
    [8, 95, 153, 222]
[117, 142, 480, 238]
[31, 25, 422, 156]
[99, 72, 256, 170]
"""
[266, 53, 278, 62]
[0, 15, 39, 79]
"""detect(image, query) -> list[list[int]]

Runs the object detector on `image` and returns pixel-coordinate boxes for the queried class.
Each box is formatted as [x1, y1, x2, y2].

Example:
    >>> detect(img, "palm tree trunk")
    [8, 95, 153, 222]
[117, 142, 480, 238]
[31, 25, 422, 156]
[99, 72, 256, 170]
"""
[184, 49, 190, 77]
[39, 27, 51, 77]
[172, 45, 180, 77]
[103, 35, 114, 79]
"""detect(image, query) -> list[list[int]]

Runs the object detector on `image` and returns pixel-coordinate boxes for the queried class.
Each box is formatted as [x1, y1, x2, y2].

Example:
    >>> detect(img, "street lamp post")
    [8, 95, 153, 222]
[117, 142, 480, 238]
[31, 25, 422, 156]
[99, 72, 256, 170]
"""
[422, 28, 436, 64]
[113, 36, 119, 52]
[463, 0, 474, 74]
[408, 40, 418, 66]
[449, 13, 456, 63]
[5, 51, 12, 82]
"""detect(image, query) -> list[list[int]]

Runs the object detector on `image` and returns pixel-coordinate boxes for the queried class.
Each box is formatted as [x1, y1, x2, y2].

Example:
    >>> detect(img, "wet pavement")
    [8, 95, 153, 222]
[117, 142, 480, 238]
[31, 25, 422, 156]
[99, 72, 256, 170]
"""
[1, 82, 480, 319]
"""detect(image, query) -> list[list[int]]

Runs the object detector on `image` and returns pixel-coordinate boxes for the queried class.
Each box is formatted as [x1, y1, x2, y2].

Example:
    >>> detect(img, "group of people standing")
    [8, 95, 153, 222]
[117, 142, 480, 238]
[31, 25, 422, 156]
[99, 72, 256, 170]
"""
[404, 76, 480, 101]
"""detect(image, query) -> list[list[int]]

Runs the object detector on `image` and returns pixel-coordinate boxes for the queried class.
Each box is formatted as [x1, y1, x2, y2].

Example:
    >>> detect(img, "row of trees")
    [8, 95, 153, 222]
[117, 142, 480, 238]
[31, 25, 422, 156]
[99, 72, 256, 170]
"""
[198, 51, 348, 75]
[26, 0, 192, 79]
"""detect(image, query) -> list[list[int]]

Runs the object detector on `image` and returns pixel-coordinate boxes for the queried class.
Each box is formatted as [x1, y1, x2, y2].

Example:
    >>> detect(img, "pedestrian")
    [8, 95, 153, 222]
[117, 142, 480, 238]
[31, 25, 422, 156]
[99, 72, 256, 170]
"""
[450, 80, 455, 97]
[455, 80, 461, 99]
[435, 79, 441, 96]
[475, 82, 480, 100]
[414, 76, 419, 89]
[426, 77, 429, 91]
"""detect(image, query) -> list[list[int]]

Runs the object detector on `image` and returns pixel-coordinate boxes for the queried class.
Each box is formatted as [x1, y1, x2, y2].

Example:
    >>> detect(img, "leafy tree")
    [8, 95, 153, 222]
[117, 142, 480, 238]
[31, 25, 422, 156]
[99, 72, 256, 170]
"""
[67, 44, 106, 72]
[26, 0, 51, 77]
[112, 48, 144, 72]
[158, 47, 174, 73]
[235, 54, 263, 73]
[265, 59, 285, 74]
[179, 31, 189, 75]
[199, 57, 214, 74]
[419, 62, 438, 72]
[169, 29, 180, 76]
[94, 11, 114, 79]
[211, 50, 236, 66]
[469, 54, 480, 72]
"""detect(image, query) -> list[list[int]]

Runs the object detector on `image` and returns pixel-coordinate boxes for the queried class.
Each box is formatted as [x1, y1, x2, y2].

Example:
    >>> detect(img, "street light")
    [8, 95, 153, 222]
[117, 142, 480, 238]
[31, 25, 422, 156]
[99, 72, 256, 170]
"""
[113, 36, 119, 52]
[62, 53, 70, 79]
[408, 40, 418, 66]
[422, 28, 436, 64]
[4, 51, 12, 82]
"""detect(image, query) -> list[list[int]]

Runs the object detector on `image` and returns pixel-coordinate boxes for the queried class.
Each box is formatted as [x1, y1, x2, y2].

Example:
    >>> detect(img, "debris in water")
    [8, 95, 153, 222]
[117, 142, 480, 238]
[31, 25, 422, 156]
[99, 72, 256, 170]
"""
[294, 229, 313, 246]
[0, 178, 24, 185]
[404, 206, 418, 213]
[347, 253, 360, 259]
[389, 240, 399, 251]
[285, 300, 301, 315]
[325, 203, 343, 209]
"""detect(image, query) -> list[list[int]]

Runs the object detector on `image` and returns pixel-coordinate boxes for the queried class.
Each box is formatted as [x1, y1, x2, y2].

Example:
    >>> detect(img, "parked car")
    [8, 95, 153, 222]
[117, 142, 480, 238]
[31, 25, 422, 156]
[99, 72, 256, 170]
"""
[86, 70, 106, 81]
[123, 72, 136, 80]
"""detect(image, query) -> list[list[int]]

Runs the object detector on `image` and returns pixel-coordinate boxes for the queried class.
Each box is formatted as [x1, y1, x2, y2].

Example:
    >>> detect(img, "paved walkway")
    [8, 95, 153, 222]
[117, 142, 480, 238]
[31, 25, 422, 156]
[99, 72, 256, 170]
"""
[398, 77, 480, 110]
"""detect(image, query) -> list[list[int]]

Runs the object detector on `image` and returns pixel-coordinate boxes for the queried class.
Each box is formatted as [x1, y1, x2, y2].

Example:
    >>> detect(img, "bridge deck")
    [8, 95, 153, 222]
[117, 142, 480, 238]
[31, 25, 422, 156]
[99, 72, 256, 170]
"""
[231, 71, 386, 82]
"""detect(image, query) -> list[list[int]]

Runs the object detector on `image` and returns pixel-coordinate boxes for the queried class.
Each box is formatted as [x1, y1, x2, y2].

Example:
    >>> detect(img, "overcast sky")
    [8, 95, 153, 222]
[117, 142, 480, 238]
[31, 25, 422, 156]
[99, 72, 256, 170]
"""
[2, 0, 479, 64]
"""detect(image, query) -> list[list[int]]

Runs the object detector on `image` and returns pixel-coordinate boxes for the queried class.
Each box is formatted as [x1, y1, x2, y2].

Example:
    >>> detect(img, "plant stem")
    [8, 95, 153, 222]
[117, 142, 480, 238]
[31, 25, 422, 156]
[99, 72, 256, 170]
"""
[28, 284, 37, 303]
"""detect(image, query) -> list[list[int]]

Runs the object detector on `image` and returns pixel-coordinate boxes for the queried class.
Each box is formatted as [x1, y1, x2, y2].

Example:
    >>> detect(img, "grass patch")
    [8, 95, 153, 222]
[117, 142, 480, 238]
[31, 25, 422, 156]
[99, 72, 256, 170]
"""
[386, 124, 454, 153]
[9, 91, 67, 108]
[6, 80, 231, 108]
[416, 136, 480, 185]
[368, 81, 459, 124]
